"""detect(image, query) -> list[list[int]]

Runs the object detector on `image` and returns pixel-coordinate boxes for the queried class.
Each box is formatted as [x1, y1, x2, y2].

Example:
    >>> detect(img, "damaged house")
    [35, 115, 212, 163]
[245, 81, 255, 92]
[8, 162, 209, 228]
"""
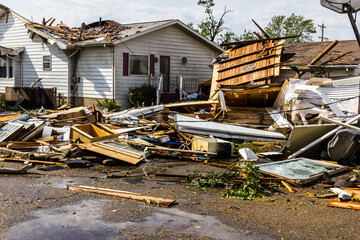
[0, 4, 223, 108]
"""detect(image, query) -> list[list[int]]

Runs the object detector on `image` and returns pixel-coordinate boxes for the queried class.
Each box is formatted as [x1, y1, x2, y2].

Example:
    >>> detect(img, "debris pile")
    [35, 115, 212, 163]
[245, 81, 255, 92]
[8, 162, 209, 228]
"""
[1, 21, 360, 210]
[26, 20, 131, 44]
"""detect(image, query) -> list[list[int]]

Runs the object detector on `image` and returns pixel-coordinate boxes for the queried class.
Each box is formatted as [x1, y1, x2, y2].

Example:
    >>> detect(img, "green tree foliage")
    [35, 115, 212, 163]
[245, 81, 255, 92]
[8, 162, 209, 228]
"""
[237, 29, 256, 41]
[264, 13, 316, 43]
[196, 0, 231, 42]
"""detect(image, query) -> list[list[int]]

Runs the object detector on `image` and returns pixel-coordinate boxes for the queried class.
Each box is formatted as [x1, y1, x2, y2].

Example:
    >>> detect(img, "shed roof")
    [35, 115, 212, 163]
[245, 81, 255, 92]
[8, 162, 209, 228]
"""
[281, 40, 360, 66]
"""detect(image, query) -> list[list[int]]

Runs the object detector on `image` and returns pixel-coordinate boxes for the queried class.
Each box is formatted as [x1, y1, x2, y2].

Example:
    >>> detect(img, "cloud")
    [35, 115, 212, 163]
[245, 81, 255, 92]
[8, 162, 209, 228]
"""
[4, 0, 359, 41]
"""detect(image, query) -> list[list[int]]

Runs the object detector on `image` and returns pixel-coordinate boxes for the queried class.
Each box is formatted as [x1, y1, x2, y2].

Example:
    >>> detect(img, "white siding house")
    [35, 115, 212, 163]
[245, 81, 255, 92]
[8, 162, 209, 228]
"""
[0, 8, 69, 96]
[114, 22, 220, 108]
[0, 4, 223, 109]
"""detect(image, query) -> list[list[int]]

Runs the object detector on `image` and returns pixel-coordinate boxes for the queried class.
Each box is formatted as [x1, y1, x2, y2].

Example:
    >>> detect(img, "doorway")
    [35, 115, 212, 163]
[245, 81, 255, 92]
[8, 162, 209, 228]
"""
[160, 56, 170, 92]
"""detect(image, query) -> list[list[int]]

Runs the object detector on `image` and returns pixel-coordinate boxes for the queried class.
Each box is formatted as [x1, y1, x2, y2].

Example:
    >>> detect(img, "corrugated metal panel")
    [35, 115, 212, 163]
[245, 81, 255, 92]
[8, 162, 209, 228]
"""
[114, 25, 217, 108]
[0, 13, 69, 96]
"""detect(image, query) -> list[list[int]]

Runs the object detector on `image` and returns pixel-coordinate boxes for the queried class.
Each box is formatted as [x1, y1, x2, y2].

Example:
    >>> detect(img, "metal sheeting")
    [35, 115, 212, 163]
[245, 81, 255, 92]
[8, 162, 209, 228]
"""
[175, 114, 286, 142]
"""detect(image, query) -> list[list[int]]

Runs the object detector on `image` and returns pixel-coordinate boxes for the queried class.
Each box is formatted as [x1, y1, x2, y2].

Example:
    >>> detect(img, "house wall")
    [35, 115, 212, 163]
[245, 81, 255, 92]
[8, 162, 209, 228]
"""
[0, 13, 68, 96]
[73, 46, 113, 105]
[114, 25, 218, 109]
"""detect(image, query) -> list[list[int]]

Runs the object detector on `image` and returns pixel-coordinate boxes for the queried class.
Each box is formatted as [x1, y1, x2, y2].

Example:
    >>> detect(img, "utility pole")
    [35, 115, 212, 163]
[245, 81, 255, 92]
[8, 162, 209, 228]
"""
[318, 23, 329, 42]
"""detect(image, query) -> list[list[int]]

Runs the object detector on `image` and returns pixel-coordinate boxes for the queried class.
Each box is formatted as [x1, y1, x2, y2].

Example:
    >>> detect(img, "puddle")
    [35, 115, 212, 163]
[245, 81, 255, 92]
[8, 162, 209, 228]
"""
[118, 208, 273, 240]
[4, 200, 273, 240]
[31, 177, 78, 189]
[4, 200, 122, 240]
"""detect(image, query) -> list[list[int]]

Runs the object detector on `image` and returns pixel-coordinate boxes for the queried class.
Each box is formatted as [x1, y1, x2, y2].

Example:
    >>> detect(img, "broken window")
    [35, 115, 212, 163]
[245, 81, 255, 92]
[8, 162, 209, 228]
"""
[0, 55, 14, 78]
[43, 55, 51, 70]
[130, 55, 148, 75]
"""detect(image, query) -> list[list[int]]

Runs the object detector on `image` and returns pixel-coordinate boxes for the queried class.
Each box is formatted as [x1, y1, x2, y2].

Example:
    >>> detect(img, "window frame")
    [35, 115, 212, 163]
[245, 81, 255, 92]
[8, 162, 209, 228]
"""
[129, 54, 149, 76]
[0, 55, 14, 79]
[43, 55, 52, 71]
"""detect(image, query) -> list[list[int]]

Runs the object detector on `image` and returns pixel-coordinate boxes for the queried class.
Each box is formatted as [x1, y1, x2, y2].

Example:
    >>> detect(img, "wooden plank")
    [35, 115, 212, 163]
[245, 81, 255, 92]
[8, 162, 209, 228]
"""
[309, 40, 339, 65]
[223, 86, 282, 95]
[164, 100, 219, 108]
[217, 63, 278, 83]
[65, 185, 175, 207]
[298, 40, 339, 78]
[319, 51, 352, 65]
[252, 19, 271, 39]
[219, 43, 284, 64]
[218, 53, 278, 73]
[328, 198, 360, 210]
[80, 143, 143, 165]
[0, 114, 23, 122]
[209, 63, 220, 99]
[0, 158, 67, 166]
[281, 180, 296, 193]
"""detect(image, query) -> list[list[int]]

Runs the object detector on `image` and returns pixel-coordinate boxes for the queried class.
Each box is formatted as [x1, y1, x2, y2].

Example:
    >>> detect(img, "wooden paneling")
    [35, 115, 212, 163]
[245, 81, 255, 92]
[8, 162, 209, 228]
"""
[216, 41, 282, 86]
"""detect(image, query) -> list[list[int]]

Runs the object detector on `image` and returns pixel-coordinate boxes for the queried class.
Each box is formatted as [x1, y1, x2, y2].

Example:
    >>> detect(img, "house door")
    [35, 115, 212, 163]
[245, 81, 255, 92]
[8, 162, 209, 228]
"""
[160, 56, 170, 92]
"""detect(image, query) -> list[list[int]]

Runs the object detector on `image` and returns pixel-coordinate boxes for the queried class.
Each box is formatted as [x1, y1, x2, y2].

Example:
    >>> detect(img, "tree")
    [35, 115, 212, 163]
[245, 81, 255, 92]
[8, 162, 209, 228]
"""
[196, 0, 232, 42]
[218, 30, 238, 44]
[264, 13, 316, 43]
[238, 29, 256, 41]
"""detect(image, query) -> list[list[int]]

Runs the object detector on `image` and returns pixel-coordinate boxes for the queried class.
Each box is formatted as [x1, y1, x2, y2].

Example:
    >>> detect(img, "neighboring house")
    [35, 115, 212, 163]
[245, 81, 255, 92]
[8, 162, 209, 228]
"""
[0, 4, 223, 108]
[275, 40, 360, 81]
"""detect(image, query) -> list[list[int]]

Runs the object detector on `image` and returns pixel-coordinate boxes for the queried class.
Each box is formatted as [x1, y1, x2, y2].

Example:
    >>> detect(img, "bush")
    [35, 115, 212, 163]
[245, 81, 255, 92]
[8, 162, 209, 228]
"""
[96, 99, 121, 112]
[129, 84, 156, 107]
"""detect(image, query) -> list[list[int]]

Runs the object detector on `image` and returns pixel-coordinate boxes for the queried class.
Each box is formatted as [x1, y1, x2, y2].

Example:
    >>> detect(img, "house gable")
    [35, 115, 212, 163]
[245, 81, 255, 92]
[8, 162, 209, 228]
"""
[0, 11, 69, 96]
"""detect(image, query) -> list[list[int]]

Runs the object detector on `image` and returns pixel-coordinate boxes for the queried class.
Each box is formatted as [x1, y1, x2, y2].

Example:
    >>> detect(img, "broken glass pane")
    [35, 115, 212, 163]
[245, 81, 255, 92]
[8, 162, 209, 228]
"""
[257, 158, 343, 180]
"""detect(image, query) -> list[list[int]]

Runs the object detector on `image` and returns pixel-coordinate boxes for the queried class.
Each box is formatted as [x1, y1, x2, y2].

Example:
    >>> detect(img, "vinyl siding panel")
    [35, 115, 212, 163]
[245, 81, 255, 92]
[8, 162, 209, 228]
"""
[0, 13, 68, 96]
[115, 25, 219, 109]
[76, 47, 113, 99]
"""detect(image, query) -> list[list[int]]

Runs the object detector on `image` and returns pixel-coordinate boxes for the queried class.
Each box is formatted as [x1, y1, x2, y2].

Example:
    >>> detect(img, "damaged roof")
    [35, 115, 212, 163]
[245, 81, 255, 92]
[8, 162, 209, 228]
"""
[25, 19, 223, 51]
[281, 40, 360, 66]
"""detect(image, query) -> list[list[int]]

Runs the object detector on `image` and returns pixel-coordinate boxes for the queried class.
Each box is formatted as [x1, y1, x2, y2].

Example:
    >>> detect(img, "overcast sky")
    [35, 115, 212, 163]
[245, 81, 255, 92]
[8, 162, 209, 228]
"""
[4, 0, 359, 42]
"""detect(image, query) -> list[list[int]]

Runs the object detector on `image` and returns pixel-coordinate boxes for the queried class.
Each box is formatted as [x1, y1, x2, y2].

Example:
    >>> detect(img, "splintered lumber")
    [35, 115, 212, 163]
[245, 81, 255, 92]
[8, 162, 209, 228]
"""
[65, 185, 175, 207]
[305, 192, 338, 198]
[328, 198, 360, 210]
[298, 40, 339, 78]
[0, 157, 68, 167]
[281, 181, 297, 193]
[80, 140, 145, 165]
[309, 40, 339, 65]
[0, 113, 23, 122]
[164, 100, 219, 108]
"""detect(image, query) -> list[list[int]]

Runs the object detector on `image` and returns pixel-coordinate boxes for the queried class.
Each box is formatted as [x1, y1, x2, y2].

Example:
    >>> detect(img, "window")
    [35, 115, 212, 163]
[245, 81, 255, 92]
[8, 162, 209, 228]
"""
[43, 55, 51, 70]
[130, 55, 148, 75]
[0, 56, 14, 78]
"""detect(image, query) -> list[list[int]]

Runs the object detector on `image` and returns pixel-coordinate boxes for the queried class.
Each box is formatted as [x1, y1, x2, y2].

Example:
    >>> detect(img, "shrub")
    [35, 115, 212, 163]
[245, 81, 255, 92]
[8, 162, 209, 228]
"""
[129, 84, 156, 107]
[96, 99, 121, 112]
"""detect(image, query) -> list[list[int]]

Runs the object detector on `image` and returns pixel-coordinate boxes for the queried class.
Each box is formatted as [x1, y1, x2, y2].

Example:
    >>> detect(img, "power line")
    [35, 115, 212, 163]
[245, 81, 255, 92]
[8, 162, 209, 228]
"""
[318, 23, 329, 42]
